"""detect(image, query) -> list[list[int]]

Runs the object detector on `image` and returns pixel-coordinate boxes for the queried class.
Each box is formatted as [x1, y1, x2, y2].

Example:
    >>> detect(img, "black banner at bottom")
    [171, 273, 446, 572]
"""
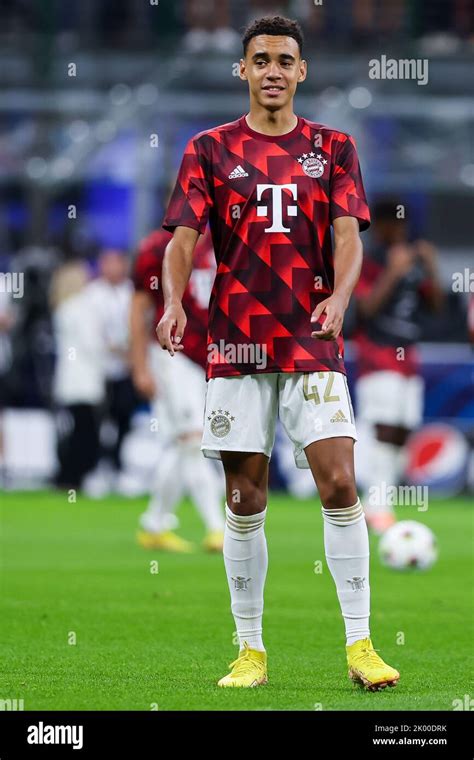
[0, 710, 472, 756]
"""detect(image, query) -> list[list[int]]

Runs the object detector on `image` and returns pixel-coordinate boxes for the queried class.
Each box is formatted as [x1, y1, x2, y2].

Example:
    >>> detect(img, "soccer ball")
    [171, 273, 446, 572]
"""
[378, 520, 438, 571]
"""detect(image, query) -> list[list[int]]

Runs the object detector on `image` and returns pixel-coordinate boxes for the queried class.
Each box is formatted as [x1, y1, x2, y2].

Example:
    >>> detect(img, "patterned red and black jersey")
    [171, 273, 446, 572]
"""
[133, 228, 215, 370]
[163, 114, 370, 379]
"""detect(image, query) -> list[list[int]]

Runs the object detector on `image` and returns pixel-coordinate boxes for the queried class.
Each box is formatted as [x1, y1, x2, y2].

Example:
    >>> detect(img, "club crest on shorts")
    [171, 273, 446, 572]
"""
[209, 408, 234, 438]
[297, 152, 327, 178]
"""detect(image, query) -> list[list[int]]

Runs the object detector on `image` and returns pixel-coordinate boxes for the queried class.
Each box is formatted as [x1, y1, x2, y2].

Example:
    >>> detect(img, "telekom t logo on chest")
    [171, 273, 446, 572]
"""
[256, 183, 298, 233]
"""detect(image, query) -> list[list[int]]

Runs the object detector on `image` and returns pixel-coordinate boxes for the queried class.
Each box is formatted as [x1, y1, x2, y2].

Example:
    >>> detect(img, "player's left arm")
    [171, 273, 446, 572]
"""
[414, 239, 444, 311]
[311, 216, 362, 340]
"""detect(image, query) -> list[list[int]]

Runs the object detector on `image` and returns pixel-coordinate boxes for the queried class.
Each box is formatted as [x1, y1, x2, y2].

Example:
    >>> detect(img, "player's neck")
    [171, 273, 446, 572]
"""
[245, 107, 298, 137]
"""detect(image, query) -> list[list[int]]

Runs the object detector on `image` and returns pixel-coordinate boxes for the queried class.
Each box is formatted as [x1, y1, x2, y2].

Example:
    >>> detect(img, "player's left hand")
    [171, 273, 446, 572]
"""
[310, 294, 346, 340]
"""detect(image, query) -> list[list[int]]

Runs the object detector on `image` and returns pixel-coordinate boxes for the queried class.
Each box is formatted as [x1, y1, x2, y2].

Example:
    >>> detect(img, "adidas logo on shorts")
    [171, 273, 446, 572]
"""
[229, 165, 249, 179]
[330, 409, 348, 423]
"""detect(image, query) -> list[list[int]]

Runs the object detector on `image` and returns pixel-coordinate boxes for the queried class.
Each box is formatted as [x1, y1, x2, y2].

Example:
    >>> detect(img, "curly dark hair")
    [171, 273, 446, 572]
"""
[242, 15, 304, 56]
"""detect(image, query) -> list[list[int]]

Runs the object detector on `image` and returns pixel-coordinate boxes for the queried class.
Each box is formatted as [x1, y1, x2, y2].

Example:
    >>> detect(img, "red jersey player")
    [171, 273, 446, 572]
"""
[131, 227, 224, 552]
[354, 200, 444, 534]
[157, 16, 399, 690]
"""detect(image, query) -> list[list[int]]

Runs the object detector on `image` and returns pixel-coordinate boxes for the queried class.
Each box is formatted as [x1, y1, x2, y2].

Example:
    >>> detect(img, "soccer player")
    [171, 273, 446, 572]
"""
[51, 262, 106, 489]
[0, 289, 14, 487]
[157, 15, 399, 690]
[354, 200, 444, 533]
[87, 250, 137, 493]
[131, 227, 224, 552]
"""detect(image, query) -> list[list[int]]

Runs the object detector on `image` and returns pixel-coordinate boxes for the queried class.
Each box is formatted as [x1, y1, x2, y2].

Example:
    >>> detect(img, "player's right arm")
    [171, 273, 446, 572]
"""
[158, 134, 213, 354]
[157, 225, 200, 355]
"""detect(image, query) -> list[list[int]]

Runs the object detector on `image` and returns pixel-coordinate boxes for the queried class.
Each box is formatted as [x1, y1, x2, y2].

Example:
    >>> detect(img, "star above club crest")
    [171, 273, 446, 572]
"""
[316, 154, 322, 159]
[322, 159, 328, 164]
[309, 152, 315, 157]
[302, 153, 308, 159]
[297, 157, 303, 163]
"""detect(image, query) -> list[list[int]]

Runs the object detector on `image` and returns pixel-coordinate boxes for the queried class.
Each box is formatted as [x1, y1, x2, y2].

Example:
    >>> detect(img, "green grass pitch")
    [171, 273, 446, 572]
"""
[1, 490, 472, 711]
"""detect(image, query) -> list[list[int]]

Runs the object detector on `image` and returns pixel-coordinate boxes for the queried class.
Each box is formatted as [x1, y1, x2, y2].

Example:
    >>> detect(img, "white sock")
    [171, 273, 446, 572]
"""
[322, 499, 371, 646]
[181, 440, 225, 532]
[139, 444, 184, 533]
[223, 504, 267, 652]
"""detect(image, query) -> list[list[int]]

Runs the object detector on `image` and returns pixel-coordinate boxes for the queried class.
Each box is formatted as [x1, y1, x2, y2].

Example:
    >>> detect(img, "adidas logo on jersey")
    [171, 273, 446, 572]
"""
[229, 165, 249, 179]
[330, 409, 348, 423]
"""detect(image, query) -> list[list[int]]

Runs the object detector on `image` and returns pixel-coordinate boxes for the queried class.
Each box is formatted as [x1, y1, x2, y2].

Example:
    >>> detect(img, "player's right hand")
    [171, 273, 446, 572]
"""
[157, 302, 186, 356]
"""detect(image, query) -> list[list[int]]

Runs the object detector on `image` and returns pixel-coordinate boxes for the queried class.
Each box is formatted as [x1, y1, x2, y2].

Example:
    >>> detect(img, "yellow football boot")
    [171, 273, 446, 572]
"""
[217, 642, 268, 688]
[347, 638, 400, 691]
[203, 531, 224, 553]
[136, 530, 195, 553]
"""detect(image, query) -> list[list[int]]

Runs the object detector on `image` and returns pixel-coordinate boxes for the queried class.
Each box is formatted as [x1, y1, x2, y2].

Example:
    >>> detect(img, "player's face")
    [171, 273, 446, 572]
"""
[240, 35, 307, 111]
[375, 219, 408, 244]
[99, 251, 129, 284]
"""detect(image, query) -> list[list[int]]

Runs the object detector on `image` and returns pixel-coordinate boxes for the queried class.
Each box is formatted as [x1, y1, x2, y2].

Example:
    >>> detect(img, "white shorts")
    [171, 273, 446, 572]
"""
[149, 342, 206, 441]
[356, 370, 424, 429]
[202, 371, 357, 469]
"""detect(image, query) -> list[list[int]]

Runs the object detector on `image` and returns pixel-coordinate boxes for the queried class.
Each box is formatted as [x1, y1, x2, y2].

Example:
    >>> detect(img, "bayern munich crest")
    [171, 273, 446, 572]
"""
[297, 152, 328, 178]
[209, 409, 234, 438]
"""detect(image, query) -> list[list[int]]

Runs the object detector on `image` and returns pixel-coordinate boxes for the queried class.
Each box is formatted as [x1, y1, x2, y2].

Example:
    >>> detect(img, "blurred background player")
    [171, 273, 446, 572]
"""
[353, 200, 444, 533]
[50, 261, 106, 490]
[86, 249, 137, 495]
[131, 226, 224, 553]
[0, 288, 14, 486]
[183, 0, 240, 52]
